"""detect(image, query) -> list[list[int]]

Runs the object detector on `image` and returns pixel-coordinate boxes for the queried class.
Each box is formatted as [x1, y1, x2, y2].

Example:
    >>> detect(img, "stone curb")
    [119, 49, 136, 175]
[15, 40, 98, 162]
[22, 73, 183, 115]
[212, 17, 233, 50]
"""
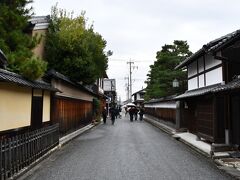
[176, 136, 211, 158]
[144, 116, 240, 179]
[13, 121, 101, 180]
[144, 117, 210, 158]
[144, 116, 176, 135]
[214, 159, 240, 179]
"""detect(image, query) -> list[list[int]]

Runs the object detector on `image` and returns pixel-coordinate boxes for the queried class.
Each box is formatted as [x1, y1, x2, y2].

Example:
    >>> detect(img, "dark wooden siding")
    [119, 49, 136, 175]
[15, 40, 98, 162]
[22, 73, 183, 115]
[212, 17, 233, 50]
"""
[214, 96, 226, 143]
[180, 97, 215, 142]
[145, 107, 176, 124]
[183, 100, 197, 133]
[231, 94, 240, 145]
[51, 96, 93, 135]
[196, 98, 214, 141]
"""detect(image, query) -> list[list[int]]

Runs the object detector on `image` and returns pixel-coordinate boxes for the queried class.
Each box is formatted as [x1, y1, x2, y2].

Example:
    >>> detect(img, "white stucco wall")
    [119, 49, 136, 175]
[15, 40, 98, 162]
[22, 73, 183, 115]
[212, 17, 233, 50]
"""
[188, 77, 198, 90]
[53, 79, 94, 101]
[206, 67, 223, 86]
[145, 101, 176, 109]
[187, 53, 223, 90]
[0, 83, 32, 131]
[43, 91, 50, 122]
[199, 74, 205, 88]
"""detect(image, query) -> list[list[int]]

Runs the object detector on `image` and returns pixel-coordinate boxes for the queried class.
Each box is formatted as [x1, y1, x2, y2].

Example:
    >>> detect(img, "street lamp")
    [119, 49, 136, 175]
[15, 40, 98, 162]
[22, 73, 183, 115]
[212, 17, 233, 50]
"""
[172, 78, 179, 88]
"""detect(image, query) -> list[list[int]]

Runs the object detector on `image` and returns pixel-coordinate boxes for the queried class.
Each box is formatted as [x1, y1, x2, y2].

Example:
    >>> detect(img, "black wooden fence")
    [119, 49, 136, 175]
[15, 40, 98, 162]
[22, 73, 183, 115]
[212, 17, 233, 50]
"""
[0, 124, 59, 180]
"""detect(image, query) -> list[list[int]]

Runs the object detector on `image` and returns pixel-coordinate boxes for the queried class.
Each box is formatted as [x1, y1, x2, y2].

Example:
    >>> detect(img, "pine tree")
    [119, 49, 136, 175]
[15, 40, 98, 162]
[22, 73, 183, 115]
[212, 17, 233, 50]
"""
[0, 0, 47, 80]
[145, 40, 192, 100]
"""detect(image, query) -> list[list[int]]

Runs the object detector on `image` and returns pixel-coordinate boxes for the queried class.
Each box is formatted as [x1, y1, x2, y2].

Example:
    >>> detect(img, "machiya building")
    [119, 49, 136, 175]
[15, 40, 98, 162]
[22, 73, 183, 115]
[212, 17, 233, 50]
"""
[175, 29, 240, 148]
[0, 50, 57, 139]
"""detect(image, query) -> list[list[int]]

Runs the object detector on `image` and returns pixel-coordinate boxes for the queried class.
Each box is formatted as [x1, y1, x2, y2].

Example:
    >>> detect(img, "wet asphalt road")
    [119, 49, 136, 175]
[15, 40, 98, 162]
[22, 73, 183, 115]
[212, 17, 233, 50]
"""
[23, 115, 234, 180]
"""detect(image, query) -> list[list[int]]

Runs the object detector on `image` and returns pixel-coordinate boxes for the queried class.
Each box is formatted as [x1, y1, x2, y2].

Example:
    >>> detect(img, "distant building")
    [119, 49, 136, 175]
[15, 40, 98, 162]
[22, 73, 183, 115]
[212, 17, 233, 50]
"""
[27, 16, 50, 59]
[132, 89, 145, 107]
[103, 79, 117, 104]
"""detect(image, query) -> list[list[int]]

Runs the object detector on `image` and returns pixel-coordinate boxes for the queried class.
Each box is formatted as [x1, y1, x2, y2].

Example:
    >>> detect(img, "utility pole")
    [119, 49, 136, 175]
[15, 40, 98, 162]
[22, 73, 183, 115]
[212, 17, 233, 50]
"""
[124, 76, 130, 100]
[127, 59, 137, 102]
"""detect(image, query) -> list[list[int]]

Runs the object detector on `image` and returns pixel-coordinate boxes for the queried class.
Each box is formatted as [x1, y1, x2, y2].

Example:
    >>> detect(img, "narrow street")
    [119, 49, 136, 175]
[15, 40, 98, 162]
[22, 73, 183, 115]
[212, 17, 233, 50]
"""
[23, 115, 233, 180]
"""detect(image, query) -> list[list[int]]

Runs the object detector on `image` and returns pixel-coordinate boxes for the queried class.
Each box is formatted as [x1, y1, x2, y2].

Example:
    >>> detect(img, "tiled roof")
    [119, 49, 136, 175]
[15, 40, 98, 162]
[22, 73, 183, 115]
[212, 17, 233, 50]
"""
[145, 95, 178, 104]
[174, 84, 221, 99]
[212, 78, 240, 93]
[175, 79, 240, 99]
[28, 16, 50, 30]
[28, 16, 50, 25]
[0, 68, 58, 91]
[176, 29, 240, 69]
[132, 89, 146, 96]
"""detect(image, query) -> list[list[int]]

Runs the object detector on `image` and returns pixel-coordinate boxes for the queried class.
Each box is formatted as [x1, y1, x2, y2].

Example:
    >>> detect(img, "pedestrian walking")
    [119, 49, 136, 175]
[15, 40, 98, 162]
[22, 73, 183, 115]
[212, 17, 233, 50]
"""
[115, 106, 120, 119]
[139, 106, 145, 121]
[102, 107, 107, 124]
[134, 107, 138, 121]
[128, 107, 134, 122]
[109, 106, 116, 125]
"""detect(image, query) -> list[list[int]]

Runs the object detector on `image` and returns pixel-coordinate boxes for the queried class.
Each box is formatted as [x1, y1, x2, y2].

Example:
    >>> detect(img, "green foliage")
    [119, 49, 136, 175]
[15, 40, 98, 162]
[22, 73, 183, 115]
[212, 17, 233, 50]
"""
[45, 5, 109, 84]
[0, 0, 47, 80]
[145, 40, 192, 100]
[19, 57, 47, 80]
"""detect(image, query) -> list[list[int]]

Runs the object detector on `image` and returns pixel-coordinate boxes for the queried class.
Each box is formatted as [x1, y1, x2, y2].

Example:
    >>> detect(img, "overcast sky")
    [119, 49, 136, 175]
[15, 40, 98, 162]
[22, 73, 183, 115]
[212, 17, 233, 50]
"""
[32, 0, 240, 101]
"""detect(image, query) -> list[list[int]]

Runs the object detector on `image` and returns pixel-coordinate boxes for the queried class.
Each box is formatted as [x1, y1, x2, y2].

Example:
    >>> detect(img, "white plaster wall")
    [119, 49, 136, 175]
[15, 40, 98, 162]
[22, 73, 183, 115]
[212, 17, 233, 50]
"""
[145, 101, 176, 109]
[206, 67, 222, 86]
[0, 83, 32, 131]
[198, 57, 204, 73]
[137, 93, 144, 100]
[43, 91, 50, 122]
[188, 61, 197, 77]
[199, 74, 205, 88]
[188, 77, 198, 90]
[205, 54, 222, 70]
[54, 80, 94, 101]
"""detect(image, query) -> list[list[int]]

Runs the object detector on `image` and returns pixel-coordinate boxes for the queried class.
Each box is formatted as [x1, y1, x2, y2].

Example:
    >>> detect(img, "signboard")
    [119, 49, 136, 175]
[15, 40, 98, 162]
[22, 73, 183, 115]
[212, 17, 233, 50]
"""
[103, 79, 116, 91]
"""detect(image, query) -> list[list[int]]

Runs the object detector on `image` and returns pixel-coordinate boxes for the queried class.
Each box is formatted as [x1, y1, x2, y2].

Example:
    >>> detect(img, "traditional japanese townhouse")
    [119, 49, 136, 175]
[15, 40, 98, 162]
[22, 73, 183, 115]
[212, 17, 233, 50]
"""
[0, 50, 58, 139]
[132, 89, 146, 107]
[44, 69, 100, 135]
[175, 30, 240, 146]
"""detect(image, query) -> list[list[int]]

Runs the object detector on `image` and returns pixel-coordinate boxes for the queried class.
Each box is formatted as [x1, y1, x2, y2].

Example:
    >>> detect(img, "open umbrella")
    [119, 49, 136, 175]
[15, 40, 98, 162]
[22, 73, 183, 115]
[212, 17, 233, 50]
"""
[126, 103, 136, 107]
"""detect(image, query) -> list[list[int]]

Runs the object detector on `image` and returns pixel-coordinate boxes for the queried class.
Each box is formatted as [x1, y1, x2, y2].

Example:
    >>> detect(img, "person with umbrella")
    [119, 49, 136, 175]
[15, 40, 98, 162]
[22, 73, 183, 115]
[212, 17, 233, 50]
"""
[126, 103, 136, 122]
[128, 107, 134, 122]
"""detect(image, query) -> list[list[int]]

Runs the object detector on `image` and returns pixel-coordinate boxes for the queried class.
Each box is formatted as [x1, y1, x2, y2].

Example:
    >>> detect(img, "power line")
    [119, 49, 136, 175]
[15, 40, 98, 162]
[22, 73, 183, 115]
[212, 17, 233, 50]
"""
[109, 58, 154, 62]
